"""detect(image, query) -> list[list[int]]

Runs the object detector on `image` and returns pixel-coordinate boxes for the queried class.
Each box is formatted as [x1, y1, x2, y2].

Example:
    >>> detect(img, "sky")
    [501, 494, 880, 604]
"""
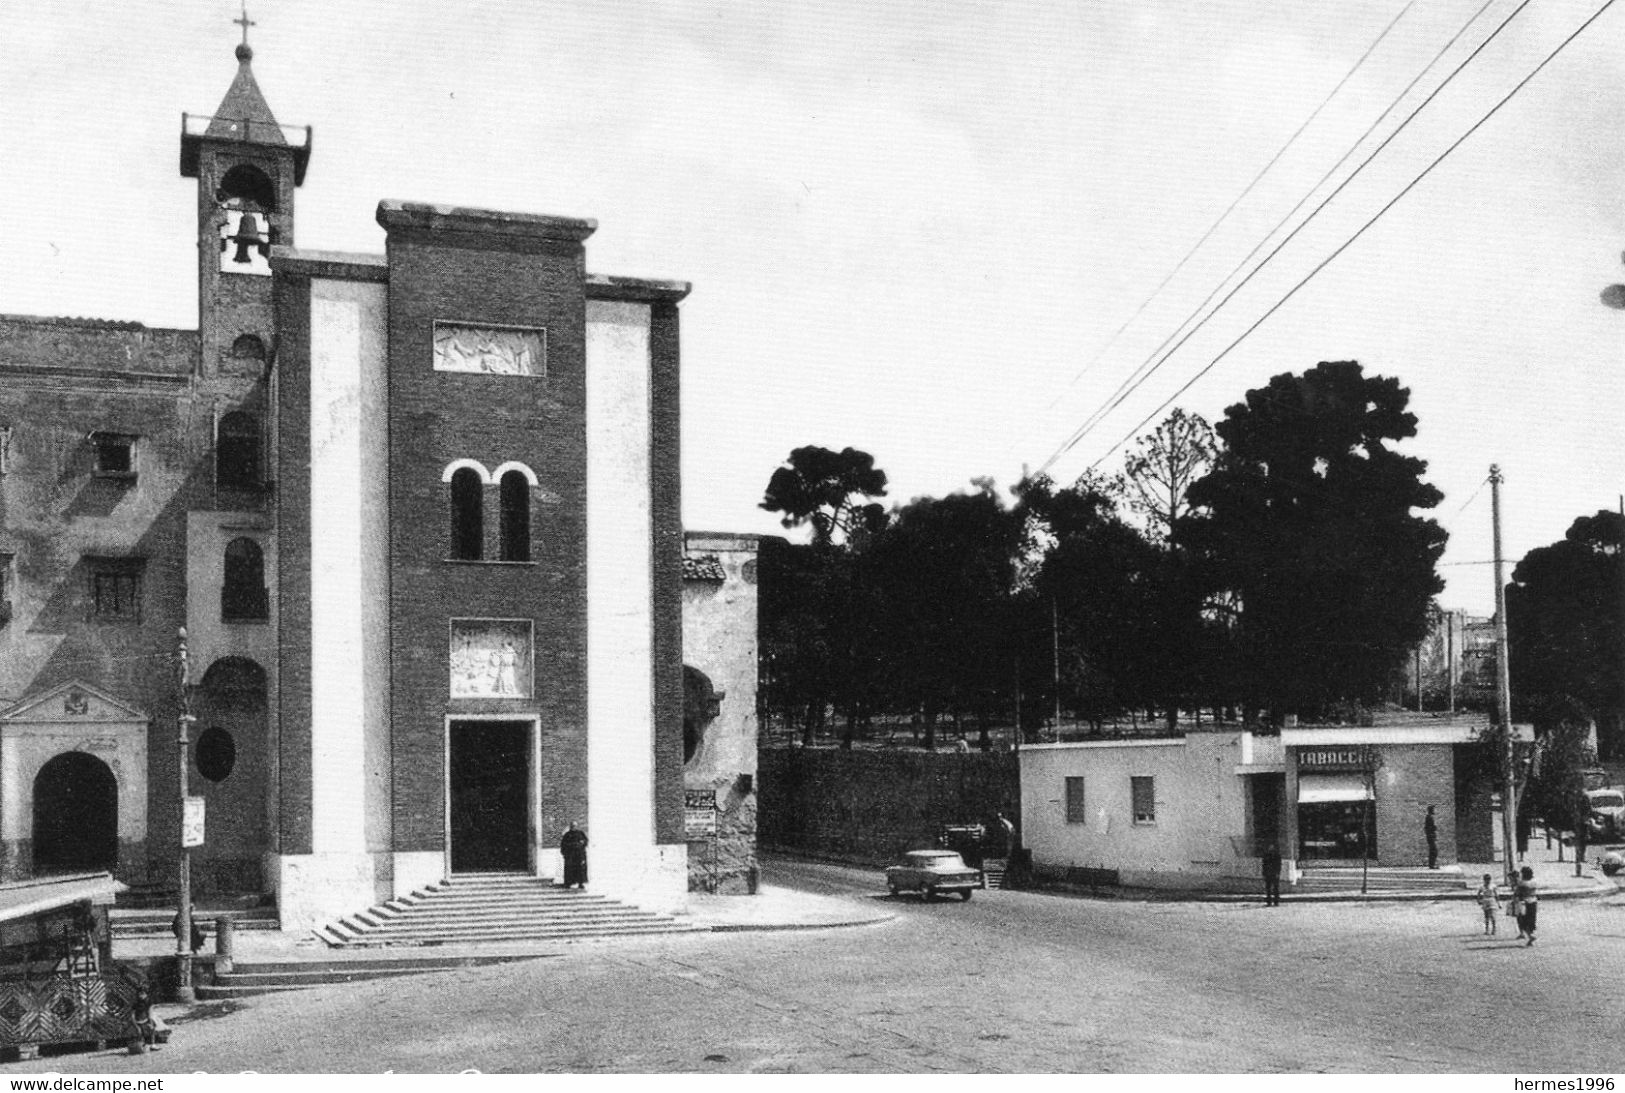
[3, 0, 1623, 617]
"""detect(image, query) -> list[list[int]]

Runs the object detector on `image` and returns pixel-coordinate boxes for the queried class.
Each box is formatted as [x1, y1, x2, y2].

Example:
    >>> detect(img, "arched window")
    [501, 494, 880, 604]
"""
[222, 537, 268, 620]
[450, 467, 484, 560]
[217, 410, 261, 489]
[230, 334, 267, 363]
[217, 165, 277, 275]
[499, 470, 531, 562]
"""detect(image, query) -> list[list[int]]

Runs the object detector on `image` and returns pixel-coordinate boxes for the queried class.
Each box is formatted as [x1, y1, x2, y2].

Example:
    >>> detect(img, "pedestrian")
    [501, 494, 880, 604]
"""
[1475, 873, 1498, 936]
[561, 821, 588, 890]
[126, 982, 158, 1055]
[1260, 843, 1283, 906]
[996, 812, 1018, 857]
[171, 904, 205, 954]
[1514, 865, 1538, 946]
[1424, 805, 1438, 869]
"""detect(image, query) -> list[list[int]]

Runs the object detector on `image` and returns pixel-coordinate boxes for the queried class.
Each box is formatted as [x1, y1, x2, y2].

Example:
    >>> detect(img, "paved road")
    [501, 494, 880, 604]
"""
[18, 857, 1625, 1074]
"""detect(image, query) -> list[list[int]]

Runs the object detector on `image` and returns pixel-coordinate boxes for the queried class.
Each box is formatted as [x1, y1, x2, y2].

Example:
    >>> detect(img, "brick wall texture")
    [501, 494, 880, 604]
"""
[759, 748, 1018, 863]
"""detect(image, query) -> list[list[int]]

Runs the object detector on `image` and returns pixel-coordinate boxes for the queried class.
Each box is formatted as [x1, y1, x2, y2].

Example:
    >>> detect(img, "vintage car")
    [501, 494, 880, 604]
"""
[1586, 788, 1625, 842]
[886, 850, 983, 901]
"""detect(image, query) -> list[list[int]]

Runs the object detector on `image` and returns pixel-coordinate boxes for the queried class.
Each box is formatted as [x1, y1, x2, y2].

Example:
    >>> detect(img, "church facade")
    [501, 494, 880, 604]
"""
[0, 42, 754, 930]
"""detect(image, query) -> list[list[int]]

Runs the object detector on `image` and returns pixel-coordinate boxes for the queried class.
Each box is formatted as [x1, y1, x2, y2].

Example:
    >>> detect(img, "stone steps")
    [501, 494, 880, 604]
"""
[314, 874, 704, 949]
[198, 954, 545, 999]
[1294, 867, 1468, 893]
[111, 907, 281, 939]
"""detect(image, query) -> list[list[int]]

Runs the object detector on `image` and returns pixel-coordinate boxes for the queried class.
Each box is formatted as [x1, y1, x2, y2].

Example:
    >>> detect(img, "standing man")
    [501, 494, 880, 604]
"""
[1424, 805, 1439, 869]
[561, 822, 588, 890]
[1261, 843, 1283, 906]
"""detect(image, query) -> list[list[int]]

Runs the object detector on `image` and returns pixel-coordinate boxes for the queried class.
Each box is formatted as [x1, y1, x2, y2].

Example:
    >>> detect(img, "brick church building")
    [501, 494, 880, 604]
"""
[0, 39, 757, 931]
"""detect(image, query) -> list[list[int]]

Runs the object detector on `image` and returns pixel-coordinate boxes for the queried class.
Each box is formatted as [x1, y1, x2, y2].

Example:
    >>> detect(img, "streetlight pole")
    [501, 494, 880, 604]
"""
[175, 628, 196, 1004]
[1490, 466, 1518, 885]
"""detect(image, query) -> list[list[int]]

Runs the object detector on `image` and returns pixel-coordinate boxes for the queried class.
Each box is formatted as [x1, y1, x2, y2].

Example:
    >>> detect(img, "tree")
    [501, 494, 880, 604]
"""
[1507, 510, 1625, 757]
[1180, 361, 1447, 721]
[1122, 408, 1216, 545]
[871, 480, 1025, 749]
[760, 446, 888, 547]
[1521, 700, 1594, 875]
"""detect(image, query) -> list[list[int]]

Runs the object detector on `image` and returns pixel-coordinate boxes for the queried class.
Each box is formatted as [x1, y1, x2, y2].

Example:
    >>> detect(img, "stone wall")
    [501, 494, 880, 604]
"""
[759, 748, 1018, 863]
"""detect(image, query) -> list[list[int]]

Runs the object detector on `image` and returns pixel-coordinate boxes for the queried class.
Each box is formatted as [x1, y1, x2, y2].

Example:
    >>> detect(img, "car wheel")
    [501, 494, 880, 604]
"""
[888, 885, 900, 897]
[959, 889, 972, 902]
[925, 886, 938, 902]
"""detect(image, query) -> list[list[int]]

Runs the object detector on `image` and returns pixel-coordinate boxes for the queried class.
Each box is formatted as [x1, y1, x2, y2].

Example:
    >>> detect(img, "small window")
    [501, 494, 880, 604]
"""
[216, 411, 262, 490]
[195, 727, 237, 782]
[1131, 776, 1156, 824]
[1065, 777, 1087, 824]
[449, 468, 483, 560]
[89, 560, 143, 622]
[229, 334, 267, 363]
[91, 433, 136, 479]
[0, 553, 12, 627]
[499, 470, 531, 562]
[221, 537, 268, 621]
[0, 425, 11, 475]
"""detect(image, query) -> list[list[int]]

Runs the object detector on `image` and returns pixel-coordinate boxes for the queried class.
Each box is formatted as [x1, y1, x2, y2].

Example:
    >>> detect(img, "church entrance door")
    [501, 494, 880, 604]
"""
[33, 752, 118, 874]
[448, 720, 532, 873]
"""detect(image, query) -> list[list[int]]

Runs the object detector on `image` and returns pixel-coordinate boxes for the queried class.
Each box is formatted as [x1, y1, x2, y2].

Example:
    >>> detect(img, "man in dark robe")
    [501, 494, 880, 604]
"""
[1261, 844, 1283, 906]
[561, 822, 588, 889]
[1424, 805, 1439, 869]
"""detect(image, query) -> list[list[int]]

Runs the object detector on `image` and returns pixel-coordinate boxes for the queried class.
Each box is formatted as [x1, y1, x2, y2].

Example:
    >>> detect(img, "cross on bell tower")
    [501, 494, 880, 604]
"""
[179, 12, 311, 377]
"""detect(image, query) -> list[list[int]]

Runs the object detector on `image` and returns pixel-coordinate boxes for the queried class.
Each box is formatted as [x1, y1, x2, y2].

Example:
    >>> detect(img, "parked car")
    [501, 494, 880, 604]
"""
[886, 850, 983, 901]
[1586, 788, 1625, 842]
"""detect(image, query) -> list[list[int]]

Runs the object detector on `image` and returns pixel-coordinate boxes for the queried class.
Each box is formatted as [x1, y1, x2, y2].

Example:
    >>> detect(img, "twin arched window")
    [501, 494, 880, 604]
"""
[446, 461, 536, 562]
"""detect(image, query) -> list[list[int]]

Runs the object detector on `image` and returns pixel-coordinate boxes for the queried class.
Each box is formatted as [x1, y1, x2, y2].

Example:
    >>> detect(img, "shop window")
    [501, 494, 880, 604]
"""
[90, 433, 136, 479]
[216, 411, 262, 489]
[195, 727, 237, 783]
[1064, 777, 1087, 824]
[449, 467, 483, 560]
[1131, 776, 1156, 824]
[499, 470, 531, 562]
[88, 559, 143, 622]
[221, 537, 268, 621]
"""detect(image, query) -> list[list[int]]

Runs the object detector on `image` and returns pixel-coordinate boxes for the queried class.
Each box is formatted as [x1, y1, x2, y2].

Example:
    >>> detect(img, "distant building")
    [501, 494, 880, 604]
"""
[1019, 713, 1531, 891]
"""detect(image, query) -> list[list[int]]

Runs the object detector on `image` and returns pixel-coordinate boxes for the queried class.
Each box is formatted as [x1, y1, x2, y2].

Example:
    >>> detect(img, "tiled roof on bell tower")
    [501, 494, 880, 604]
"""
[204, 42, 287, 145]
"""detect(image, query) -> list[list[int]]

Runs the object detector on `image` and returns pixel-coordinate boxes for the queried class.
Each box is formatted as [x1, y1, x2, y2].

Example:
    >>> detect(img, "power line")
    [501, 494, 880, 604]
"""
[1046, 0, 1501, 469]
[1080, 0, 1616, 473]
[1041, 0, 1417, 412]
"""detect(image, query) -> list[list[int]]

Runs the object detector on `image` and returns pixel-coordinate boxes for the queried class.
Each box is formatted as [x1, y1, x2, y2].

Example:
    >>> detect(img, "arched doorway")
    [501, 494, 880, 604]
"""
[33, 752, 118, 873]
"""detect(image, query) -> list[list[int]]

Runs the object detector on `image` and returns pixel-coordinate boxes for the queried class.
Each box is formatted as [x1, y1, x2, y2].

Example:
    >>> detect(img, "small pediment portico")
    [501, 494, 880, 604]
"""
[0, 679, 150, 726]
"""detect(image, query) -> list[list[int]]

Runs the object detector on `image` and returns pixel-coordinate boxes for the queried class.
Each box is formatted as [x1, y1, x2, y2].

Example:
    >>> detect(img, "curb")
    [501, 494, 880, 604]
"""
[706, 913, 898, 933]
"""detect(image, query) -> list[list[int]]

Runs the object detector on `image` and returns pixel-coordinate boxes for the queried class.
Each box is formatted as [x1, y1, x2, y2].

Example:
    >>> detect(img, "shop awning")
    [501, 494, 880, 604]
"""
[1298, 774, 1371, 804]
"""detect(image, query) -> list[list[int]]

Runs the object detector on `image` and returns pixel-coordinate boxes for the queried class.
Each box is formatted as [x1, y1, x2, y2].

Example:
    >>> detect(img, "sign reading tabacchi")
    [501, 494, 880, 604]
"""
[685, 790, 717, 837]
[1297, 746, 1375, 773]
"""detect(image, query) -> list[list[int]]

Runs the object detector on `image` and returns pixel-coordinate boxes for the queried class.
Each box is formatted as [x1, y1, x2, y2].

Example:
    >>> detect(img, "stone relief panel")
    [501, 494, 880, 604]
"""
[433, 323, 546, 377]
[450, 619, 533, 699]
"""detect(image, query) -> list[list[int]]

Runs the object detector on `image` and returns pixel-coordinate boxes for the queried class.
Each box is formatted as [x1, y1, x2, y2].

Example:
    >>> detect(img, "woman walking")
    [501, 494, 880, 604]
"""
[1514, 865, 1538, 946]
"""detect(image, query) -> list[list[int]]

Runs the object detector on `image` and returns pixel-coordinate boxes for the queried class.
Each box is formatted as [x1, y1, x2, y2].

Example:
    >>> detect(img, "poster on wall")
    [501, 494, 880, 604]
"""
[182, 795, 206, 848]
[450, 619, 534, 699]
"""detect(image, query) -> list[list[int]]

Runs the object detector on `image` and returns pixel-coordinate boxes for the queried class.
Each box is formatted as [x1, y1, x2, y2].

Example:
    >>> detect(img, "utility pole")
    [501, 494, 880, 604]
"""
[1490, 466, 1518, 882]
[1051, 597, 1061, 741]
[1446, 610, 1456, 714]
[175, 628, 197, 1004]
[1618, 495, 1624, 755]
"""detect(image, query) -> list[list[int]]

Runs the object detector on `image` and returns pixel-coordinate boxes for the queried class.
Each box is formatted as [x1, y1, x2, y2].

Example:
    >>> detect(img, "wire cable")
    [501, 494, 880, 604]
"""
[1041, 0, 1417, 412]
[1047, 0, 1500, 467]
[1079, 0, 1617, 472]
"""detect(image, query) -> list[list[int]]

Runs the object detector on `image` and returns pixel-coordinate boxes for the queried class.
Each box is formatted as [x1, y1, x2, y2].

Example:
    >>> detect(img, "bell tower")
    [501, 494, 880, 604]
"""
[180, 19, 310, 377]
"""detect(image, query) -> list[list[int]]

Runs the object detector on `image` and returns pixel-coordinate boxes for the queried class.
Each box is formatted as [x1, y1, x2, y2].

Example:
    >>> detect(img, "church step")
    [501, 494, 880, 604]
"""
[335, 912, 676, 935]
[322, 922, 705, 948]
[316, 876, 697, 951]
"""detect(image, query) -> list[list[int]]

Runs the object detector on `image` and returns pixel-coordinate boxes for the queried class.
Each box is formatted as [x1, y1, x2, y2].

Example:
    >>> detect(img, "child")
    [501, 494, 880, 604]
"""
[1475, 873, 1498, 935]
